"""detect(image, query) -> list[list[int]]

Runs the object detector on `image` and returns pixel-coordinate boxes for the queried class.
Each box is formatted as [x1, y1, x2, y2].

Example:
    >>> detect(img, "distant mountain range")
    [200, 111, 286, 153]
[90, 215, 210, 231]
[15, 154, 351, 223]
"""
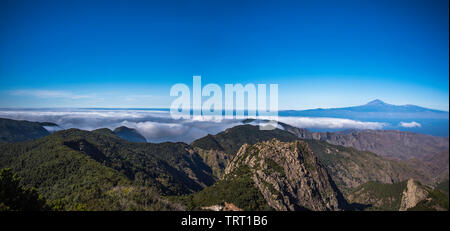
[279, 99, 449, 137]
[279, 99, 449, 119]
[280, 122, 449, 184]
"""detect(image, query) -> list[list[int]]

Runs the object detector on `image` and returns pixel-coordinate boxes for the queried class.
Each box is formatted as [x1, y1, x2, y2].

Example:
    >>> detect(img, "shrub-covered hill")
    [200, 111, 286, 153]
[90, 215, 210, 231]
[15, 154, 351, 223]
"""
[0, 118, 445, 211]
[174, 165, 273, 211]
[436, 179, 449, 193]
[0, 168, 49, 211]
[347, 179, 449, 211]
[281, 122, 449, 184]
[347, 181, 408, 210]
[0, 118, 52, 143]
[191, 125, 298, 178]
[305, 139, 433, 193]
[0, 128, 214, 210]
[191, 124, 434, 196]
[175, 139, 348, 211]
[191, 124, 298, 155]
[113, 126, 147, 143]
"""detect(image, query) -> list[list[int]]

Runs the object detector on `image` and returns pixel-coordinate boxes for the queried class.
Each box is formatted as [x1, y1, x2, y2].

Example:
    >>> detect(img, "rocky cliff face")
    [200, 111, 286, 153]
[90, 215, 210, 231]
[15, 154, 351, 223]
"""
[281, 123, 449, 184]
[399, 179, 429, 211]
[225, 139, 347, 211]
[282, 123, 449, 161]
[316, 130, 449, 161]
[346, 181, 407, 210]
[305, 139, 433, 192]
[345, 178, 449, 211]
[192, 124, 435, 195]
[194, 147, 229, 179]
[191, 125, 298, 179]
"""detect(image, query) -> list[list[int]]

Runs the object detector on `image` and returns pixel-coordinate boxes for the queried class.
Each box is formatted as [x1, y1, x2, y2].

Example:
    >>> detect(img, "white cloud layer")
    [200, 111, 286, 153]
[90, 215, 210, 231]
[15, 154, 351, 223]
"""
[399, 121, 421, 128]
[0, 109, 241, 143]
[276, 117, 387, 129]
[0, 109, 387, 143]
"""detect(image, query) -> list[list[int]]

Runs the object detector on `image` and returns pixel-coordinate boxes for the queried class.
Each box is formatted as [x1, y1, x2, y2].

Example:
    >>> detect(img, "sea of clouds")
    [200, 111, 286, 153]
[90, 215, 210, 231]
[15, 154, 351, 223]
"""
[0, 109, 388, 143]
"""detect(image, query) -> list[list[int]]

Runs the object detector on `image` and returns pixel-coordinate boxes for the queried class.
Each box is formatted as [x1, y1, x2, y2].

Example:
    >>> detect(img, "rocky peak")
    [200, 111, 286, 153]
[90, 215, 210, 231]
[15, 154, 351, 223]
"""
[399, 179, 429, 211]
[225, 139, 347, 211]
[365, 99, 387, 106]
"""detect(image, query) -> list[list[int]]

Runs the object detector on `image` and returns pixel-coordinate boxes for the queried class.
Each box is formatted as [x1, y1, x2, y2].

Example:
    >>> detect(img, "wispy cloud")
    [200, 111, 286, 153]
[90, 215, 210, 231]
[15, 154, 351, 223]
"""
[399, 121, 421, 128]
[10, 90, 93, 99]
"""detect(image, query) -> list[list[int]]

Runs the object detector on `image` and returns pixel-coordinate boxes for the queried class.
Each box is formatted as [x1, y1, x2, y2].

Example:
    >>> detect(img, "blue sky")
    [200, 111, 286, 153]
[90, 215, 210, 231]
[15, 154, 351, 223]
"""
[0, 0, 448, 110]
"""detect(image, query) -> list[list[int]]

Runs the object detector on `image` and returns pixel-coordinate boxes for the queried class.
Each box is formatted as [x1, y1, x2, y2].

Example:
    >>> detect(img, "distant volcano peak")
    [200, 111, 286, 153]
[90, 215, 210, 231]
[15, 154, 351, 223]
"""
[366, 99, 388, 106]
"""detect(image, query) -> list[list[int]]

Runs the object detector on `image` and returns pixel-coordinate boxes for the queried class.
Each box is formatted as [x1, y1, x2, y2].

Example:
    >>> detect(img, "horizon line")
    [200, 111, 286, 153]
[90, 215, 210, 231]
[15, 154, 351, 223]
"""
[0, 106, 448, 113]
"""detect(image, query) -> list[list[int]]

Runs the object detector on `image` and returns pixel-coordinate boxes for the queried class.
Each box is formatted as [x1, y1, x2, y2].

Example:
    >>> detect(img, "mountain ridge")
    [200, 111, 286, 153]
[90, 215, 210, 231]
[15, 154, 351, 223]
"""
[113, 126, 147, 143]
[0, 118, 51, 143]
[280, 122, 449, 183]
[176, 139, 349, 211]
[281, 99, 449, 115]
[0, 117, 448, 211]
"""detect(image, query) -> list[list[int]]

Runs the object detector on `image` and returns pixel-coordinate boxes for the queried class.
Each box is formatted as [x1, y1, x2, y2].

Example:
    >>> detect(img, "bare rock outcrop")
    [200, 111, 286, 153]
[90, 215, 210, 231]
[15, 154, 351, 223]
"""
[399, 179, 429, 211]
[225, 139, 347, 211]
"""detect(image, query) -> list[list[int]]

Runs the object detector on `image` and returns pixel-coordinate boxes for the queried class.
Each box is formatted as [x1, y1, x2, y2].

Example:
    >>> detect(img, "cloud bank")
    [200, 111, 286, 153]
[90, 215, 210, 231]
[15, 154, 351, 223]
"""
[0, 109, 241, 143]
[276, 117, 387, 130]
[0, 109, 387, 143]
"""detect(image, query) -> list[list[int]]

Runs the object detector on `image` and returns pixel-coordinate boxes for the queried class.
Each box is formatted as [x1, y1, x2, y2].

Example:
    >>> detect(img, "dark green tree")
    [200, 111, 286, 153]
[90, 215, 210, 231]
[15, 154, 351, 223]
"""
[0, 168, 49, 211]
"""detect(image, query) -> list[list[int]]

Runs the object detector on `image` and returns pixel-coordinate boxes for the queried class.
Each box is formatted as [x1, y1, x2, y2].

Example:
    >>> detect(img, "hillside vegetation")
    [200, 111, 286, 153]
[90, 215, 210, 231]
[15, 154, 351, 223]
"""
[347, 179, 449, 211]
[0, 168, 49, 211]
[0, 118, 447, 211]
[0, 128, 214, 210]
[0, 118, 51, 143]
[177, 139, 348, 211]
[305, 139, 432, 193]
[281, 122, 449, 183]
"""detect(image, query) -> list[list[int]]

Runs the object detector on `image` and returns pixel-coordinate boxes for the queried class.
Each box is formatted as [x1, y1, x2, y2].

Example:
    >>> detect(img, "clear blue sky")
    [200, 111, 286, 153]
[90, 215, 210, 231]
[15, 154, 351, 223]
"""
[0, 0, 448, 110]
